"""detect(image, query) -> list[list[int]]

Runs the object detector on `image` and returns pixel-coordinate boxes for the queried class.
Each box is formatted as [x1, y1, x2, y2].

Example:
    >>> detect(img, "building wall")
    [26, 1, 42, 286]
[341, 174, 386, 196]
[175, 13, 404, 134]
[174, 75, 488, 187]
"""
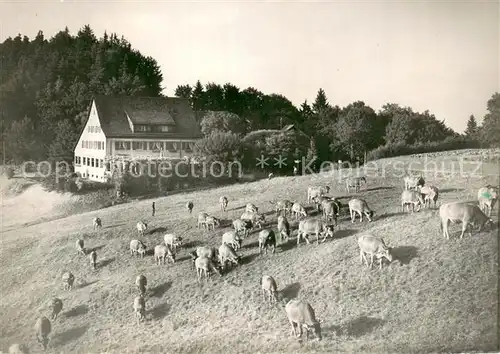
[74, 100, 107, 182]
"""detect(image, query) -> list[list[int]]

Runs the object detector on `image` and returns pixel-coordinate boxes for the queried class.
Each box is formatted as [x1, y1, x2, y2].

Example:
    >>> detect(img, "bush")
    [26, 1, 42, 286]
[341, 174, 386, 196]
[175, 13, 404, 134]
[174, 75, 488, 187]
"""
[264, 130, 309, 174]
[200, 111, 247, 136]
[74, 178, 113, 194]
[41, 172, 80, 193]
[240, 129, 312, 174]
[107, 158, 238, 198]
[367, 137, 483, 161]
[4, 166, 14, 179]
[193, 131, 243, 163]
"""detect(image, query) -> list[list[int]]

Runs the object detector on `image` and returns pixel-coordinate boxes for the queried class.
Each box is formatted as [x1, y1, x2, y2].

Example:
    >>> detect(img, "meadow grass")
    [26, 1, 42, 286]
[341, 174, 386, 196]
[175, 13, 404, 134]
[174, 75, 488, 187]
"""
[0, 153, 498, 353]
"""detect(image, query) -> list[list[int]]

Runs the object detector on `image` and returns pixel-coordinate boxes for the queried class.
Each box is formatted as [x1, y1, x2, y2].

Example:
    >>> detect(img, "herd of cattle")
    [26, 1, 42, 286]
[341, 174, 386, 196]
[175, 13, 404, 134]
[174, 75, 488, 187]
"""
[8, 174, 499, 353]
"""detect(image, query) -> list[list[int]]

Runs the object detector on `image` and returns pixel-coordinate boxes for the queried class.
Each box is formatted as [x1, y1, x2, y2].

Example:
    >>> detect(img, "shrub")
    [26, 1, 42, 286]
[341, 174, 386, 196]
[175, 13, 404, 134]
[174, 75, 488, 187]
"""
[106, 158, 238, 198]
[4, 166, 14, 179]
[40, 172, 64, 192]
[264, 130, 309, 173]
[200, 111, 247, 136]
[74, 178, 113, 194]
[367, 137, 483, 161]
[193, 131, 243, 163]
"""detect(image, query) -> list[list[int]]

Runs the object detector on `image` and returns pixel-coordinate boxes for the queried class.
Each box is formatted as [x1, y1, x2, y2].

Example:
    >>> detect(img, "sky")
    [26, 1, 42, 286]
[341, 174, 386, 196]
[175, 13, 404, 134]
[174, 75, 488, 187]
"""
[0, 0, 498, 133]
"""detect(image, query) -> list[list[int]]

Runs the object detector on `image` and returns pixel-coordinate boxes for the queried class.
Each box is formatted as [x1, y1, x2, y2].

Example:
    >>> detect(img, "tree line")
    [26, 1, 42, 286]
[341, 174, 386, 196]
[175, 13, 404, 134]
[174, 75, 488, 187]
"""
[181, 84, 499, 166]
[1, 25, 498, 170]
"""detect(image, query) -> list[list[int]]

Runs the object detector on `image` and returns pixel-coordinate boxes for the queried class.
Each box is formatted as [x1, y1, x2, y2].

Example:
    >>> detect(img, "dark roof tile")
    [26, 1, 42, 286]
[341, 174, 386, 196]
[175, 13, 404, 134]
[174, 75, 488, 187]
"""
[93, 95, 202, 139]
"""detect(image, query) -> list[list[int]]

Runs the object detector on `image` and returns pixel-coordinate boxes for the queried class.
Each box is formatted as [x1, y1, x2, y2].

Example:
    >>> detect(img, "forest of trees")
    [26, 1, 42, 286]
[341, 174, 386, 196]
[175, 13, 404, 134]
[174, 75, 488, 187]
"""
[1, 25, 499, 170]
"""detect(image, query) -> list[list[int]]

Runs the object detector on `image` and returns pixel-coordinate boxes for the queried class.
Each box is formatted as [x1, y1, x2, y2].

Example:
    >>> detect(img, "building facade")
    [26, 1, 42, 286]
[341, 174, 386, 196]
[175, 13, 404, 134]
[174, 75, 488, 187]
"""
[74, 95, 202, 182]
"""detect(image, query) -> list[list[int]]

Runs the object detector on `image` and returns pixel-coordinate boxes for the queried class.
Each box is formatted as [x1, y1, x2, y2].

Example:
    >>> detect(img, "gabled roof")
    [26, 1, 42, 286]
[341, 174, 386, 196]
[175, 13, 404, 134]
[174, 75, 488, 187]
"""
[92, 95, 202, 139]
[281, 124, 309, 139]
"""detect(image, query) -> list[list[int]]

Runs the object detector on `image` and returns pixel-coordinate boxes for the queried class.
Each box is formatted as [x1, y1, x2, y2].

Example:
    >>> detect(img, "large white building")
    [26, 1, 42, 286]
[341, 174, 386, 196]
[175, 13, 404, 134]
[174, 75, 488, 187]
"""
[74, 95, 202, 182]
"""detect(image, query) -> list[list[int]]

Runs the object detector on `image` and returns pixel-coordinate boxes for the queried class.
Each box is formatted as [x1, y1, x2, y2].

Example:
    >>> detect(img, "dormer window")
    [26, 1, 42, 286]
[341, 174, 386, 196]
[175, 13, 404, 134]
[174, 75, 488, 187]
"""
[135, 125, 151, 132]
[133, 124, 174, 133]
[158, 125, 171, 132]
[149, 125, 172, 133]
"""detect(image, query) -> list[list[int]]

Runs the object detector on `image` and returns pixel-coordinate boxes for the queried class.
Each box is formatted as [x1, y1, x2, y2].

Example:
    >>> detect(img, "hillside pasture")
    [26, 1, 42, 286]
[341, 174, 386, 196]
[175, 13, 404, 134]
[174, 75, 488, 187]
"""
[0, 153, 498, 353]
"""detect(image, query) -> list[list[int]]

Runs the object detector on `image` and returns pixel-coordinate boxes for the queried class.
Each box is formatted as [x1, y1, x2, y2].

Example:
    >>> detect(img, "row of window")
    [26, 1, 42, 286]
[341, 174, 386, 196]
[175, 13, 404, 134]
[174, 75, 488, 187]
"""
[114, 141, 193, 152]
[135, 124, 172, 133]
[88, 125, 102, 133]
[82, 140, 105, 150]
[75, 156, 105, 168]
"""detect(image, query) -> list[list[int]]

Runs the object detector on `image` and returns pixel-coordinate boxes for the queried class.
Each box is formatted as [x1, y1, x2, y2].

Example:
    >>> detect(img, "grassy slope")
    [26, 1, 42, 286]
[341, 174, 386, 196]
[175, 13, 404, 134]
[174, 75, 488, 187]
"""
[0, 153, 498, 353]
[0, 177, 75, 232]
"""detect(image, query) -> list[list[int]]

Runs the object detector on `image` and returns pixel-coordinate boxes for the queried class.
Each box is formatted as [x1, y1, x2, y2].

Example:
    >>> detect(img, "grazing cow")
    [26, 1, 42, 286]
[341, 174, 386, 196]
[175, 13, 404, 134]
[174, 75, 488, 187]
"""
[197, 212, 209, 229]
[61, 271, 75, 291]
[220, 196, 229, 212]
[357, 234, 393, 270]
[404, 175, 425, 190]
[190, 246, 218, 266]
[76, 239, 85, 255]
[321, 200, 339, 224]
[206, 215, 221, 231]
[50, 298, 63, 320]
[312, 195, 332, 212]
[269, 199, 293, 216]
[401, 190, 425, 213]
[136, 221, 148, 236]
[8, 343, 30, 354]
[277, 215, 291, 242]
[129, 240, 147, 258]
[133, 296, 146, 323]
[245, 203, 259, 213]
[348, 198, 374, 223]
[186, 201, 194, 214]
[297, 219, 335, 245]
[154, 244, 175, 265]
[34, 316, 51, 350]
[291, 202, 307, 220]
[197, 212, 219, 230]
[285, 300, 322, 341]
[419, 185, 439, 208]
[135, 275, 147, 296]
[233, 219, 253, 238]
[218, 243, 241, 271]
[314, 196, 343, 213]
[258, 229, 276, 255]
[89, 250, 97, 269]
[477, 185, 498, 217]
[261, 275, 278, 304]
[195, 256, 221, 281]
[93, 217, 102, 230]
[345, 176, 366, 193]
[222, 231, 242, 250]
[164, 234, 183, 253]
[439, 202, 493, 240]
[241, 211, 265, 228]
[197, 246, 218, 259]
[307, 186, 330, 204]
